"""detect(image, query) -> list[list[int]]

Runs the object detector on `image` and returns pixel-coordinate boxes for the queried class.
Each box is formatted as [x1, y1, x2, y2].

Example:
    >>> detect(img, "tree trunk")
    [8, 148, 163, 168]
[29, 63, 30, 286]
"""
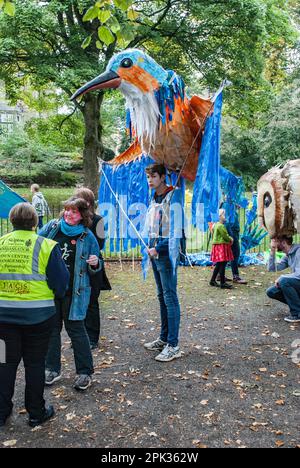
[82, 92, 104, 196]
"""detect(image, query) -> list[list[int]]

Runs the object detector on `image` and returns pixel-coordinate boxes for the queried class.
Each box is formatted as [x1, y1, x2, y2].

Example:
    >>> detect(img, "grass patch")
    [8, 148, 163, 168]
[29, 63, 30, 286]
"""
[12, 187, 74, 206]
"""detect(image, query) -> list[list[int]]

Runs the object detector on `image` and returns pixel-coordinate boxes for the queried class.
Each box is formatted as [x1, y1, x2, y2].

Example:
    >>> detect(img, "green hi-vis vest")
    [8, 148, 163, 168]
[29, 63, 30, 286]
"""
[0, 230, 57, 309]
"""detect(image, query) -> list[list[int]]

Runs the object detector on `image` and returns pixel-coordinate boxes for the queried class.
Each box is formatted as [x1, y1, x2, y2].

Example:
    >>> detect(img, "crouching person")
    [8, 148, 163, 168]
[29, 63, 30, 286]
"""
[39, 197, 102, 391]
[267, 236, 300, 323]
[0, 203, 69, 428]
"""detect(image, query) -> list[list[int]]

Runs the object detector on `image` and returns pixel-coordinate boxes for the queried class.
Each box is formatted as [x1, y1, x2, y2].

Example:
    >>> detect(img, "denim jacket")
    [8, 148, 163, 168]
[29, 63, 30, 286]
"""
[39, 220, 101, 321]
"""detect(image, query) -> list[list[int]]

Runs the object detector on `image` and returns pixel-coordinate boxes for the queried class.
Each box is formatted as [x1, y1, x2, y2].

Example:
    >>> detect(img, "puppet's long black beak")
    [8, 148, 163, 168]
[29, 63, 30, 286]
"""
[71, 71, 121, 101]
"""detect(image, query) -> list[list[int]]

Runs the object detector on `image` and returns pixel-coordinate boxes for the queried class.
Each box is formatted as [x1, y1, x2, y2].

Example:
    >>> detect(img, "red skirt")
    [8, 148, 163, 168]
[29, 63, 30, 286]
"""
[211, 244, 234, 263]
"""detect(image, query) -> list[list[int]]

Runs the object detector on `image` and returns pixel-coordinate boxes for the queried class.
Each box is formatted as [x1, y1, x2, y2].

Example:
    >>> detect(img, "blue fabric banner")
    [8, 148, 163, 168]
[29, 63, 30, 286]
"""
[98, 156, 155, 253]
[0, 180, 26, 219]
[192, 92, 223, 231]
[98, 157, 185, 261]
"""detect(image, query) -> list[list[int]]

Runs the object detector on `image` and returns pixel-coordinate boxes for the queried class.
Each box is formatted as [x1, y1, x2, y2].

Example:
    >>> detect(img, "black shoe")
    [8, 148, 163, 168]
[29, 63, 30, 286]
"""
[28, 406, 55, 428]
[210, 281, 220, 287]
[221, 283, 233, 290]
[217, 275, 232, 282]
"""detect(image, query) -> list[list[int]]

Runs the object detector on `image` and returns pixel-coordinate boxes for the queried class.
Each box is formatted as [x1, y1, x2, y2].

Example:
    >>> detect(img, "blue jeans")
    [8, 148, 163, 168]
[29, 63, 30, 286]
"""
[46, 296, 94, 376]
[151, 256, 181, 347]
[267, 277, 300, 318]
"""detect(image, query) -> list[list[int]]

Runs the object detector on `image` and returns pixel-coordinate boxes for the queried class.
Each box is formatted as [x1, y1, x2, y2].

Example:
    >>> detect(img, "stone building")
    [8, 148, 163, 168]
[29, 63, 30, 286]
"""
[0, 101, 25, 135]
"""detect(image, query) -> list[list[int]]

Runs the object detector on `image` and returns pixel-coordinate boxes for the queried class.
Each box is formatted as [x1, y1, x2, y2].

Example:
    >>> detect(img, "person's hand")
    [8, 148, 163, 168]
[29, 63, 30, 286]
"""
[271, 238, 278, 254]
[86, 255, 99, 267]
[148, 248, 158, 258]
[229, 237, 234, 245]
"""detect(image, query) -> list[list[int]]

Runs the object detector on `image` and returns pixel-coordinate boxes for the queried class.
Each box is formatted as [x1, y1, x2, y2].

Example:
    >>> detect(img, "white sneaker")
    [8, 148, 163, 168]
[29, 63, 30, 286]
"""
[284, 315, 300, 323]
[74, 374, 92, 391]
[45, 370, 62, 386]
[144, 338, 167, 352]
[155, 344, 182, 362]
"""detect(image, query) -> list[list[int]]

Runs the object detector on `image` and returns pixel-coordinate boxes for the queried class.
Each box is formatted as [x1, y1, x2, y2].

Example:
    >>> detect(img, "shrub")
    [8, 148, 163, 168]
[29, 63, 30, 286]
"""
[0, 129, 56, 163]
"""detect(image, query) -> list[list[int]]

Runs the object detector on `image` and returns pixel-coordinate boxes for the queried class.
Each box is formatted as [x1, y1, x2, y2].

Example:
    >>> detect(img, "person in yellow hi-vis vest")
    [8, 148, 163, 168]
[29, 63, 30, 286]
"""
[0, 203, 69, 429]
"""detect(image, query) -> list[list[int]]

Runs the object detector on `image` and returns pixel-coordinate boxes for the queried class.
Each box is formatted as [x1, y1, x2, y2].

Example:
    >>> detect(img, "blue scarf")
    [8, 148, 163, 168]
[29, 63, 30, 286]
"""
[60, 219, 85, 237]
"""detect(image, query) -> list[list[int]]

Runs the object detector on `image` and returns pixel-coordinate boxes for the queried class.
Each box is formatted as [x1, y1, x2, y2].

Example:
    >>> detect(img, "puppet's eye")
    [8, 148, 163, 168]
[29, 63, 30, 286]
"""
[264, 193, 272, 208]
[121, 58, 133, 68]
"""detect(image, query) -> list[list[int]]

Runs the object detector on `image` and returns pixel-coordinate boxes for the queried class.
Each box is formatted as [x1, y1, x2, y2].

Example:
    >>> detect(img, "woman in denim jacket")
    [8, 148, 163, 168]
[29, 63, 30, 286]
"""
[39, 197, 102, 391]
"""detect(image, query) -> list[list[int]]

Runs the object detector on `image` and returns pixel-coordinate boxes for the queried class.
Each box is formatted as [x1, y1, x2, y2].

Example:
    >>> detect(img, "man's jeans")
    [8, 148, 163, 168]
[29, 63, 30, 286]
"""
[267, 277, 300, 318]
[0, 316, 55, 420]
[151, 256, 181, 347]
[46, 296, 94, 376]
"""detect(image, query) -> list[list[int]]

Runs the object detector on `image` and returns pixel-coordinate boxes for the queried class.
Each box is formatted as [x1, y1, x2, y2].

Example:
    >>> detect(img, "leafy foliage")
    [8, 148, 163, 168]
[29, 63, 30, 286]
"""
[0, 128, 80, 185]
[222, 69, 300, 188]
[25, 114, 85, 153]
[0, 0, 15, 16]
[221, 118, 268, 190]
[259, 74, 300, 167]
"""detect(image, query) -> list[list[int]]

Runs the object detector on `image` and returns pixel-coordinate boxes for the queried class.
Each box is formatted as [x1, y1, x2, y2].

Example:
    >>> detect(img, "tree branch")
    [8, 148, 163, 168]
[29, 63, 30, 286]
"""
[128, 0, 178, 48]
[57, 11, 69, 41]
[65, 5, 75, 32]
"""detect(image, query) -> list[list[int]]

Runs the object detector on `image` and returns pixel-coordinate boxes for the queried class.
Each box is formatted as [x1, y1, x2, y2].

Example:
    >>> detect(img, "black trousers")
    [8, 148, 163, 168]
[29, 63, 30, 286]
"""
[230, 233, 240, 277]
[46, 297, 94, 375]
[85, 278, 101, 346]
[211, 262, 228, 285]
[0, 315, 55, 420]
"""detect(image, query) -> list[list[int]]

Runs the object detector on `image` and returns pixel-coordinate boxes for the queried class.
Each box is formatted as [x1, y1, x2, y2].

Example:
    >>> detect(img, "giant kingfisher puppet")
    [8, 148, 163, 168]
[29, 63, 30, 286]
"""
[71, 49, 250, 259]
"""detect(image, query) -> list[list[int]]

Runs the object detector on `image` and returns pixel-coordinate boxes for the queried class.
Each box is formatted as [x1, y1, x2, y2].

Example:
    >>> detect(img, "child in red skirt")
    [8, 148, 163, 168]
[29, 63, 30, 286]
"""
[210, 209, 234, 289]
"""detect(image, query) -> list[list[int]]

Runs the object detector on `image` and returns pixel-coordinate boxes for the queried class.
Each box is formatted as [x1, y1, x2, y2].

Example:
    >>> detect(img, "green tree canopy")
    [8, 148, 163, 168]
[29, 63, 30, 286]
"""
[259, 73, 300, 167]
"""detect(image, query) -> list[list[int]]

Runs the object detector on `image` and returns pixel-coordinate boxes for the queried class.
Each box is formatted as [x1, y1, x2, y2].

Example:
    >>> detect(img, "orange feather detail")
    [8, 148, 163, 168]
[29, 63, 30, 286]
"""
[109, 139, 142, 166]
[118, 66, 159, 93]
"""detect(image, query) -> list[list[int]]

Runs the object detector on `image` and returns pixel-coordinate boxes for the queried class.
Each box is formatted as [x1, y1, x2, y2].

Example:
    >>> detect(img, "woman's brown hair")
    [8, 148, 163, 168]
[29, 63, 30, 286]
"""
[60, 197, 92, 228]
[74, 187, 95, 214]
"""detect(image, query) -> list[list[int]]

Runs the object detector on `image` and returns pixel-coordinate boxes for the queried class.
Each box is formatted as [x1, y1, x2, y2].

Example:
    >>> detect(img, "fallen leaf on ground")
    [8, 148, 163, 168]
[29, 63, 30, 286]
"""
[2, 440, 17, 447]
[193, 440, 208, 448]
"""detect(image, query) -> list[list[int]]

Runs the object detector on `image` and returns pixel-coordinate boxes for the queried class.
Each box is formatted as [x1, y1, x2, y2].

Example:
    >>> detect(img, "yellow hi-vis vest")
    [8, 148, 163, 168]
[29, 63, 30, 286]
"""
[0, 230, 57, 309]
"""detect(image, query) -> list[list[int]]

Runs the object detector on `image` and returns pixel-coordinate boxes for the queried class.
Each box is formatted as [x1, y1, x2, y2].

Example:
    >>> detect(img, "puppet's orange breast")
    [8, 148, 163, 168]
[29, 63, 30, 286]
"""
[151, 99, 202, 181]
